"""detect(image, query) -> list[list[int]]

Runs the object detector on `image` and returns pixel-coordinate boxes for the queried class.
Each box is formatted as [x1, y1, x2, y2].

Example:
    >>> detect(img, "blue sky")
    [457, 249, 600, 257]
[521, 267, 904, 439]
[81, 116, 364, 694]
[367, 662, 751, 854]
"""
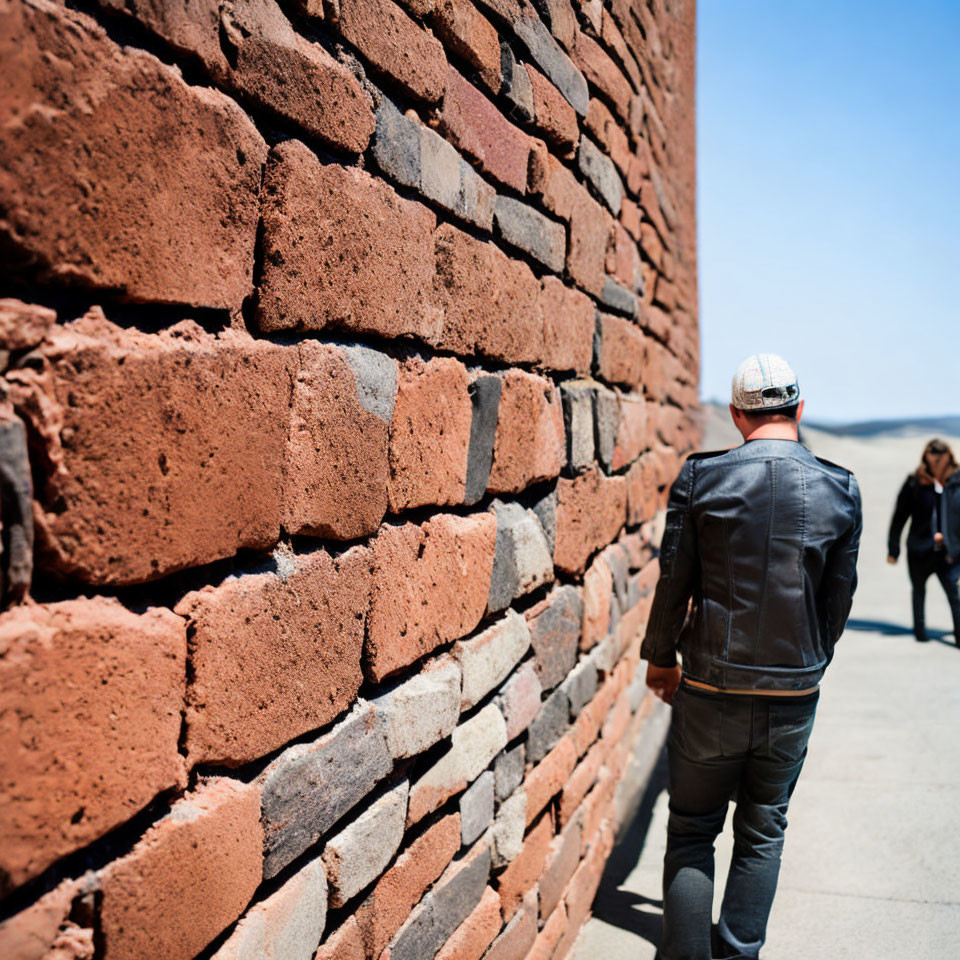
[697, 1, 960, 424]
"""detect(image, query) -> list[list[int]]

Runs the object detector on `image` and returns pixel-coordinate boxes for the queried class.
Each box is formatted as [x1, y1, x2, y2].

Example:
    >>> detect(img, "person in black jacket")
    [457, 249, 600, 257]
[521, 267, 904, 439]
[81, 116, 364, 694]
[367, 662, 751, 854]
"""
[642, 354, 861, 960]
[887, 438, 960, 646]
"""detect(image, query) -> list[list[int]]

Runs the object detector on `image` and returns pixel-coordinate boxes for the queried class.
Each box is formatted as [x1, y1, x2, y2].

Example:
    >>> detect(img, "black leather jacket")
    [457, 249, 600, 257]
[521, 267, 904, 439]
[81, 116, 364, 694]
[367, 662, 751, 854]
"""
[888, 472, 960, 560]
[641, 439, 862, 691]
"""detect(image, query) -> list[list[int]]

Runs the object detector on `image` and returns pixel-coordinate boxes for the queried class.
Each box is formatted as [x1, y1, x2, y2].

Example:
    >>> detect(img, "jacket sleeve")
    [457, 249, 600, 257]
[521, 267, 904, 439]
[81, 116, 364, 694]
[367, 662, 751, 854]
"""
[887, 476, 912, 559]
[819, 473, 863, 661]
[641, 458, 698, 668]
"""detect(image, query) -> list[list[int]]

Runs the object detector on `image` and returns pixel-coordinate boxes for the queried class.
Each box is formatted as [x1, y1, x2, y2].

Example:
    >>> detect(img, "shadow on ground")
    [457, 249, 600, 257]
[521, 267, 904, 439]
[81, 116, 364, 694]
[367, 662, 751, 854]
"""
[846, 618, 956, 647]
[588, 749, 669, 949]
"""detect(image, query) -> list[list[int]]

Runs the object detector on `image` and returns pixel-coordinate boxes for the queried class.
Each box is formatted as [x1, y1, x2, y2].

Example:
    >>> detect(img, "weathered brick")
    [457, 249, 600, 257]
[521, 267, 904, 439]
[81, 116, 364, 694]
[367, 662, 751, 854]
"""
[488, 501, 554, 615]
[466, 374, 503, 504]
[539, 817, 581, 919]
[530, 899, 567, 959]
[571, 29, 632, 121]
[367, 513, 496, 681]
[339, 0, 446, 101]
[389, 842, 492, 960]
[488, 370, 564, 493]
[525, 63, 578, 153]
[562, 657, 599, 718]
[595, 311, 646, 388]
[496, 812, 553, 920]
[492, 788, 527, 866]
[438, 67, 530, 192]
[420, 122, 463, 211]
[612, 392, 648, 469]
[433, 0, 501, 93]
[0, 298, 54, 353]
[210, 857, 327, 960]
[540, 277, 595, 375]
[460, 771, 495, 846]
[600, 8, 641, 92]
[526, 586, 582, 691]
[526, 686, 571, 763]
[0, 876, 88, 960]
[513, 13, 589, 115]
[592, 382, 619, 472]
[323, 780, 409, 908]
[408, 703, 508, 824]
[98, 779, 263, 960]
[621, 196, 642, 240]
[455, 610, 532, 711]
[558, 739, 606, 827]
[372, 656, 462, 760]
[497, 661, 544, 740]
[500, 41, 535, 121]
[483, 886, 538, 960]
[578, 136, 623, 215]
[528, 141, 580, 221]
[433, 223, 544, 364]
[524, 737, 577, 825]
[177, 545, 369, 767]
[372, 94, 422, 188]
[493, 196, 566, 272]
[585, 97, 631, 175]
[457, 156, 498, 230]
[538, 0, 576, 48]
[389, 354, 472, 511]
[435, 884, 502, 960]
[0, 599, 185, 893]
[554, 466, 626, 574]
[561, 821, 613, 934]
[600, 276, 639, 316]
[259, 702, 392, 879]
[355, 813, 462, 956]
[567, 182, 613, 296]
[581, 553, 613, 652]
[6, 315, 293, 586]
[560, 380, 595, 470]
[0, 0, 267, 309]
[495, 743, 527, 801]
[608, 221, 643, 292]
[258, 141, 439, 339]
[285, 341, 395, 540]
[314, 917, 365, 960]
[626, 455, 659, 526]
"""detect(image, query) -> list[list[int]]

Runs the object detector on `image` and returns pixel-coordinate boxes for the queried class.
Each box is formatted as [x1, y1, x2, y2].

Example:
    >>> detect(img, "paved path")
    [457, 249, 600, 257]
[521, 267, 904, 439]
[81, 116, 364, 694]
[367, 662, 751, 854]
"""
[574, 429, 960, 959]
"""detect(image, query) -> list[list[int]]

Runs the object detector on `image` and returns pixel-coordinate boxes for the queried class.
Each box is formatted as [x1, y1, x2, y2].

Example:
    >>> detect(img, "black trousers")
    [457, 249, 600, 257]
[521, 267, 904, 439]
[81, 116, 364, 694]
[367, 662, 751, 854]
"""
[907, 549, 960, 641]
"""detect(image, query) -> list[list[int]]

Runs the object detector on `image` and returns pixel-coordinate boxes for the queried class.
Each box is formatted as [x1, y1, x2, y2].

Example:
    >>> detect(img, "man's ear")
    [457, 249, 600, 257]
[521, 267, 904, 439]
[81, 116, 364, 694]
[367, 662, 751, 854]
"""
[795, 399, 805, 424]
[729, 403, 741, 425]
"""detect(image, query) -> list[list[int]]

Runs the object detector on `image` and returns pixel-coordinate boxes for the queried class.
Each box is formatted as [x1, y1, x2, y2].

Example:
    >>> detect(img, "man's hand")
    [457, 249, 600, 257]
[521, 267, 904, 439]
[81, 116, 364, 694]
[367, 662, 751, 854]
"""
[646, 663, 682, 704]
[887, 555, 897, 565]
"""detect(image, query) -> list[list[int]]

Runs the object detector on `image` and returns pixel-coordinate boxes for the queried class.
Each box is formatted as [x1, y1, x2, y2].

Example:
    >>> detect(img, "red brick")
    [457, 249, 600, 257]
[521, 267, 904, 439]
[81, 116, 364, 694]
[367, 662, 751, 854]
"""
[639, 221, 664, 270]
[0, 0, 267, 310]
[314, 917, 365, 960]
[581, 553, 612, 651]
[626, 455, 659, 526]
[570, 703, 600, 758]
[0, 299, 54, 352]
[433, 223, 543, 364]
[438, 67, 531, 192]
[539, 816, 581, 921]
[339, 0, 447, 102]
[525, 737, 577, 826]
[526, 585, 582, 691]
[488, 370, 564, 494]
[640, 179, 670, 245]
[600, 9, 642, 91]
[562, 820, 613, 933]
[496, 812, 554, 921]
[596, 311, 646, 389]
[608, 221, 642, 292]
[8, 314, 293, 586]
[571, 30, 632, 122]
[389, 355, 472, 511]
[98, 778, 263, 960]
[483, 886, 537, 960]
[602, 692, 632, 747]
[355, 813, 462, 957]
[621, 196, 642, 240]
[585, 98, 631, 175]
[258, 141, 438, 339]
[612, 393, 648, 470]
[0, 876, 86, 960]
[559, 739, 607, 827]
[525, 64, 578, 155]
[539, 277, 594, 376]
[432, 0, 501, 93]
[567, 182, 613, 297]
[528, 141, 580, 222]
[554, 466, 627, 575]
[435, 885, 502, 960]
[0, 599, 185, 894]
[530, 900, 567, 959]
[175, 546, 369, 767]
[367, 512, 496, 681]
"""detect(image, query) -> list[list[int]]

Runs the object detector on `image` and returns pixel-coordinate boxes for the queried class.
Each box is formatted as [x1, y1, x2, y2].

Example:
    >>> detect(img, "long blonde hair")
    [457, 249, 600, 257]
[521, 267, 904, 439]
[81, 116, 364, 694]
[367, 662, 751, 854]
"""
[916, 438, 958, 484]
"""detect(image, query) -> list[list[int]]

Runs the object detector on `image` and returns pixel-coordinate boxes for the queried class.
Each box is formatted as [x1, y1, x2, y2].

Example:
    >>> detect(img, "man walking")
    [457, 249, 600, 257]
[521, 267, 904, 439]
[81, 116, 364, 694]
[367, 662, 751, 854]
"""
[642, 354, 862, 960]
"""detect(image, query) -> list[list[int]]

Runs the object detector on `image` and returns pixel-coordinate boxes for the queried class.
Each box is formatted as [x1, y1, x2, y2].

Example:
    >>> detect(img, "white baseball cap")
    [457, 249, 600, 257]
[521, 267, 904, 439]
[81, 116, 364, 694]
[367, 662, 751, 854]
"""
[731, 354, 800, 411]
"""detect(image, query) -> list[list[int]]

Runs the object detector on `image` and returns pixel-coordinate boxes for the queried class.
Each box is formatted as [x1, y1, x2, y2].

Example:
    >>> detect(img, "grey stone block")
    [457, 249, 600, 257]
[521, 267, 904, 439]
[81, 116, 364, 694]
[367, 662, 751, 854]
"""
[372, 95, 421, 190]
[526, 685, 570, 762]
[513, 15, 589, 115]
[260, 702, 393, 879]
[496, 661, 543, 741]
[493, 195, 566, 272]
[494, 742, 526, 801]
[628, 670, 647, 713]
[455, 608, 532, 711]
[465, 374, 501, 505]
[560, 380, 595, 470]
[578, 136, 622, 214]
[531, 487, 557, 556]
[491, 788, 525, 867]
[592, 383, 619, 472]
[323, 779, 409, 907]
[527, 584, 581, 690]
[601, 276, 638, 316]
[340, 343, 399, 424]
[487, 500, 554, 615]
[500, 42, 534, 122]
[459, 771, 495, 846]
[457, 158, 496, 231]
[420, 124, 461, 211]
[562, 657, 598, 718]
[606, 544, 630, 610]
[389, 844, 492, 960]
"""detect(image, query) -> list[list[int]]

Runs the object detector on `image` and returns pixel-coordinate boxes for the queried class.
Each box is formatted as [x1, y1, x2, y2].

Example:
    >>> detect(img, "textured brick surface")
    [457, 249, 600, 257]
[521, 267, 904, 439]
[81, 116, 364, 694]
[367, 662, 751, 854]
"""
[495, 743, 527, 801]
[314, 917, 365, 960]
[482, 884, 538, 960]
[596, 311, 647, 388]
[488, 500, 554, 614]
[527, 686, 571, 764]
[540, 278, 595, 375]
[459, 771, 495, 846]
[554, 466, 627, 574]
[0, 599, 186, 892]
[435, 884, 502, 960]
[493, 196, 566, 272]
[455, 609, 531, 711]
[525, 736, 577, 825]
[492, 787, 527, 867]
[526, 63, 579, 153]
[526, 586, 583, 690]
[495, 812, 553, 920]
[497, 661, 544, 740]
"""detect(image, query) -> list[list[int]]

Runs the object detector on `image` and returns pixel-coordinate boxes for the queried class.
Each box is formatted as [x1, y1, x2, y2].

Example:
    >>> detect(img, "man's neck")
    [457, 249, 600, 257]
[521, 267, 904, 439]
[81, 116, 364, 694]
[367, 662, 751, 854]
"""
[742, 424, 800, 443]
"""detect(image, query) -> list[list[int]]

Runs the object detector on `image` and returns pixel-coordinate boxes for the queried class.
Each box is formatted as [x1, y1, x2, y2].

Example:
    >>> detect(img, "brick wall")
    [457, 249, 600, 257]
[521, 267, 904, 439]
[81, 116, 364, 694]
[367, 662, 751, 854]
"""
[0, 0, 698, 957]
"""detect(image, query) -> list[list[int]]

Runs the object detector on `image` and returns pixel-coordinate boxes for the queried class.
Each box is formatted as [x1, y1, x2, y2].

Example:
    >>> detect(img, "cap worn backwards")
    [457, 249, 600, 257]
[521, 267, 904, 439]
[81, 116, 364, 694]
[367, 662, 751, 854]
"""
[731, 353, 800, 412]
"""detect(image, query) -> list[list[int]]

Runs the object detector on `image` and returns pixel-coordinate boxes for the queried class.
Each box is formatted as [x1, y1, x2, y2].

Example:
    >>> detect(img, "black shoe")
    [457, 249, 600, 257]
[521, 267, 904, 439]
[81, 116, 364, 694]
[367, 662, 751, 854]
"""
[915, 632, 930, 642]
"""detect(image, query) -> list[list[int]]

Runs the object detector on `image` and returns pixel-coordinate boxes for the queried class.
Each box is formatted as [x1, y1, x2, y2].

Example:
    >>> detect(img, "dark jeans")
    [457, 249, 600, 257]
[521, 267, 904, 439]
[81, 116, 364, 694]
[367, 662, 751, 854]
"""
[907, 549, 960, 641]
[659, 684, 818, 960]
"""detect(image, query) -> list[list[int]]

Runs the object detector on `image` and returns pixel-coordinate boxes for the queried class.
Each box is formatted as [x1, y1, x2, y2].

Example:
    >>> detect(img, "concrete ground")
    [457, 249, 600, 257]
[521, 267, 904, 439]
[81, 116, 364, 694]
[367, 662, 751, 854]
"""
[574, 423, 960, 959]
